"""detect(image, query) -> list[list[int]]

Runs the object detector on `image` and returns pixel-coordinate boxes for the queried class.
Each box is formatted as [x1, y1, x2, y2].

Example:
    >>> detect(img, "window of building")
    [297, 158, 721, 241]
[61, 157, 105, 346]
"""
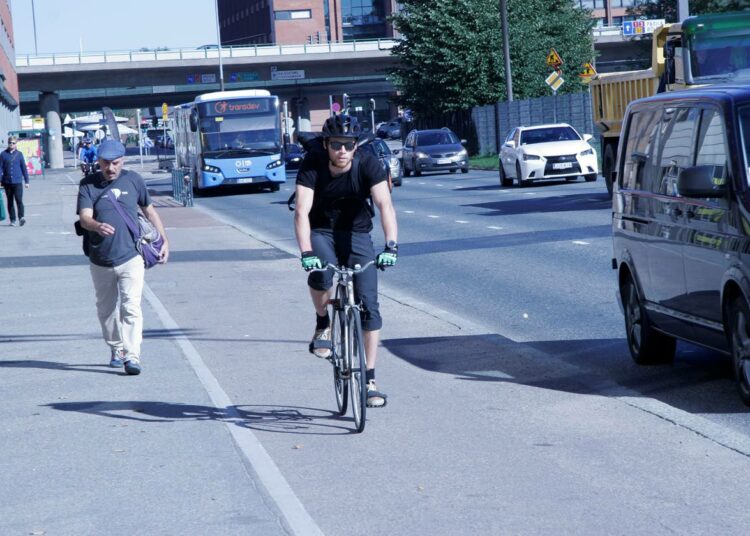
[274, 9, 312, 20]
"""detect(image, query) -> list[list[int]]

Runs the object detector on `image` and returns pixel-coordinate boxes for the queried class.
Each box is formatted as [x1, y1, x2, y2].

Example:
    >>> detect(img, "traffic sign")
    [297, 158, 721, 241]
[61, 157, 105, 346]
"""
[578, 62, 598, 83]
[547, 48, 563, 69]
[545, 71, 565, 91]
[161, 102, 168, 121]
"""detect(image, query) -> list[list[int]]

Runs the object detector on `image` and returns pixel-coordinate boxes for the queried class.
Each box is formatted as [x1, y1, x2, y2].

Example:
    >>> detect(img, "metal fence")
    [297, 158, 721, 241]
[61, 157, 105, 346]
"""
[171, 168, 194, 207]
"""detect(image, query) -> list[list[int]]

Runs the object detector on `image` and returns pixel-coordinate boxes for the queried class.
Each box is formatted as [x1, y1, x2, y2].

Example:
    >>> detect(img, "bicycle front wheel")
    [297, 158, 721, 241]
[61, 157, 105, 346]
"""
[330, 291, 348, 415]
[348, 308, 367, 433]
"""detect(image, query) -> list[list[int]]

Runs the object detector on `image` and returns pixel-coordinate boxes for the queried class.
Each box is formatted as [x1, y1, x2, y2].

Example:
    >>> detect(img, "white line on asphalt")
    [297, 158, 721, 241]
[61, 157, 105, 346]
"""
[572, 240, 590, 245]
[428, 215, 439, 219]
[142, 286, 324, 536]
[403, 210, 415, 214]
[419, 182, 426, 185]
[436, 184, 444, 187]
[487, 226, 504, 230]
[455, 220, 468, 224]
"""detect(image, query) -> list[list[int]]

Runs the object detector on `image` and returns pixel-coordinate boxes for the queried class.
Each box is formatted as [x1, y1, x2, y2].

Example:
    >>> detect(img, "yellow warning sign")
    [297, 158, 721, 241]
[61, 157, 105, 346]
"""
[578, 62, 598, 83]
[546, 48, 563, 69]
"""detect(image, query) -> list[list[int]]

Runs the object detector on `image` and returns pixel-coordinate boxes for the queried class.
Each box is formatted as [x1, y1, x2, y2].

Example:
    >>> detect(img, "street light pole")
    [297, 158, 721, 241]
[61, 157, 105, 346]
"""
[214, 0, 225, 91]
[31, 0, 39, 55]
[500, 0, 512, 102]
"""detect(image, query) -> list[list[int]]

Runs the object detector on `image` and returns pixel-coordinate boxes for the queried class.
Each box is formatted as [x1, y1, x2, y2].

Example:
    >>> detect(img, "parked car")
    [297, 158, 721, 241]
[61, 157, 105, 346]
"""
[400, 128, 468, 176]
[284, 143, 304, 171]
[359, 138, 402, 187]
[376, 119, 402, 140]
[498, 123, 598, 187]
[612, 83, 750, 405]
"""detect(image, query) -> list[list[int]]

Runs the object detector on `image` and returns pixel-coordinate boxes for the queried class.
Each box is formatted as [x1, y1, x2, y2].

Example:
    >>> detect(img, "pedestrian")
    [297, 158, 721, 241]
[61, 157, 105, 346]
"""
[294, 113, 398, 407]
[1, 136, 30, 227]
[76, 139, 170, 375]
[143, 136, 153, 156]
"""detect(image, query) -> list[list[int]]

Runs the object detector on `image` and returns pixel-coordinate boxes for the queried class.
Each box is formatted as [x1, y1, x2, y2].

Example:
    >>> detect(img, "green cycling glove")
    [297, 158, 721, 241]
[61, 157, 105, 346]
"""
[301, 251, 322, 271]
[376, 247, 398, 270]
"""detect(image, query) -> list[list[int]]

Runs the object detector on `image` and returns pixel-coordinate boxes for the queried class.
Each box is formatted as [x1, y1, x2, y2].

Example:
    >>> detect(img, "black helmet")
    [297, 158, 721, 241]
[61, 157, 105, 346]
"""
[322, 113, 361, 139]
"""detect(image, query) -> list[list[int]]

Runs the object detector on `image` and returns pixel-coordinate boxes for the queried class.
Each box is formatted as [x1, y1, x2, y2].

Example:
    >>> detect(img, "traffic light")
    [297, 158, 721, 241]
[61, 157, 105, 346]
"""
[151, 116, 158, 128]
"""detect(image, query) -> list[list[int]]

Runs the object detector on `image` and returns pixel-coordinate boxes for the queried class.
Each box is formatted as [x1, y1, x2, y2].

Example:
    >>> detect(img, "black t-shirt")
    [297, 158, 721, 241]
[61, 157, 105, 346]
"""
[77, 169, 151, 267]
[296, 151, 386, 232]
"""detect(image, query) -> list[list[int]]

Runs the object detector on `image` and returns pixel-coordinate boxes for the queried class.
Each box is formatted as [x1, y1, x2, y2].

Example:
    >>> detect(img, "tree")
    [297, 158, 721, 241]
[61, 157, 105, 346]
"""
[628, 0, 748, 21]
[389, 0, 595, 117]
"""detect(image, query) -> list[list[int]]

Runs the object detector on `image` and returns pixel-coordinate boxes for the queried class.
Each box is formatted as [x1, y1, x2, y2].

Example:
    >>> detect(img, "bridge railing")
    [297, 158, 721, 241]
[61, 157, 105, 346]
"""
[16, 39, 399, 67]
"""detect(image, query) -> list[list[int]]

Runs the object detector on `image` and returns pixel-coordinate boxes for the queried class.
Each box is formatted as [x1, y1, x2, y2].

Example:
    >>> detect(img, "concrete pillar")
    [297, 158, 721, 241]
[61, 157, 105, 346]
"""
[39, 91, 64, 169]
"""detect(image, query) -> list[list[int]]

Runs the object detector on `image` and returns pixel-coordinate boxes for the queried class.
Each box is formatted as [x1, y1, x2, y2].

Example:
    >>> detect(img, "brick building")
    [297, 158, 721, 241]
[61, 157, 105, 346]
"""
[0, 0, 20, 143]
[218, 0, 400, 46]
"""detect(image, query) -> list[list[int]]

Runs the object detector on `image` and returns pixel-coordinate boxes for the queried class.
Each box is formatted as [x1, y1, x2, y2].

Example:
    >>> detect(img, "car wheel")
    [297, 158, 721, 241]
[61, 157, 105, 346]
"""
[450, 169, 457, 173]
[414, 162, 422, 177]
[603, 144, 616, 197]
[729, 297, 750, 406]
[515, 161, 525, 187]
[584, 173, 597, 182]
[403, 163, 411, 177]
[461, 167, 469, 174]
[622, 276, 676, 365]
[499, 165, 512, 187]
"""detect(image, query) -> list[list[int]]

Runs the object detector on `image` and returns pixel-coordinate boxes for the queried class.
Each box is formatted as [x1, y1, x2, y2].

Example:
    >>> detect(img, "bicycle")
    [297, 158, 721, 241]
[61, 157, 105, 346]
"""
[311, 260, 375, 433]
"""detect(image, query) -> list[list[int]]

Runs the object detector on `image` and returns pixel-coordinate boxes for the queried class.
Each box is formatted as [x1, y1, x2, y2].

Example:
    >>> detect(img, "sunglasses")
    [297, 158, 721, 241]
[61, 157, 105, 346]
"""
[328, 140, 356, 151]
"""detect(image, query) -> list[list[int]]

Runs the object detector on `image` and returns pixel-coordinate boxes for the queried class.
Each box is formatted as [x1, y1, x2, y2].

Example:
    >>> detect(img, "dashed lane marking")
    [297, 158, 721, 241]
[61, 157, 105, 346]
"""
[428, 215, 439, 219]
[572, 240, 590, 245]
[455, 220, 469, 224]
[488, 226, 504, 230]
[403, 210, 415, 214]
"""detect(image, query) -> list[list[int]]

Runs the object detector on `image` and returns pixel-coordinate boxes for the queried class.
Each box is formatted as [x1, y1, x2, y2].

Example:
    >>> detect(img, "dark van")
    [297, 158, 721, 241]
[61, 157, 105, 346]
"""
[612, 84, 750, 405]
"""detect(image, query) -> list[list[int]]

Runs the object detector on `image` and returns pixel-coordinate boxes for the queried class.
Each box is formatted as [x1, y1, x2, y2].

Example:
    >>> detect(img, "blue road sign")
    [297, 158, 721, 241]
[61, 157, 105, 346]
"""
[623, 21, 634, 36]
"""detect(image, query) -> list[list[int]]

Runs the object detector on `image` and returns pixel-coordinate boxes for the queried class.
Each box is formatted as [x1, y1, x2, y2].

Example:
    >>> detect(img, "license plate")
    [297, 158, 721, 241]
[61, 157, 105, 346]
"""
[552, 162, 573, 169]
[237, 178, 253, 184]
[437, 158, 452, 164]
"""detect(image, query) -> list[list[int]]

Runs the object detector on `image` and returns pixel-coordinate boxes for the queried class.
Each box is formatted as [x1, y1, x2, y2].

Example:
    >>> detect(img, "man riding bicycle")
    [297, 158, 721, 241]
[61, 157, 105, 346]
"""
[294, 113, 398, 408]
[79, 138, 98, 175]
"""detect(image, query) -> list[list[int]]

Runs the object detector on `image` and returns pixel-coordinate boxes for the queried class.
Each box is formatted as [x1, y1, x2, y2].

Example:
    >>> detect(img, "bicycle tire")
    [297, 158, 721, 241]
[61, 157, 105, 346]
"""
[348, 307, 367, 433]
[330, 288, 348, 415]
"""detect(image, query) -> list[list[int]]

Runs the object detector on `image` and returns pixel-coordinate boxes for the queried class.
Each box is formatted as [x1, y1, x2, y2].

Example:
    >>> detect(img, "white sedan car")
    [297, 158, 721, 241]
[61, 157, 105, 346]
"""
[498, 123, 598, 187]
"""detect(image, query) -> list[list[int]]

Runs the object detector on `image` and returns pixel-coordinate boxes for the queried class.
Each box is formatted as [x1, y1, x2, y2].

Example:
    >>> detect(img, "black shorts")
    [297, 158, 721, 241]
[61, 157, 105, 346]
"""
[308, 230, 382, 331]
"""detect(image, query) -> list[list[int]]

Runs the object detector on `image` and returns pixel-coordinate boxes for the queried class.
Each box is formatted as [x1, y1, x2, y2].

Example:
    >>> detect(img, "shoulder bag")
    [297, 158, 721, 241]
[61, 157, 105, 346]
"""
[106, 190, 165, 269]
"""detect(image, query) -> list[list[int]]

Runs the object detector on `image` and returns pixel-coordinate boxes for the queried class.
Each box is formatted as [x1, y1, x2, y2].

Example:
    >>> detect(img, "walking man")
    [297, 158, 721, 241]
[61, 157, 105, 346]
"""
[77, 139, 170, 375]
[1, 136, 29, 227]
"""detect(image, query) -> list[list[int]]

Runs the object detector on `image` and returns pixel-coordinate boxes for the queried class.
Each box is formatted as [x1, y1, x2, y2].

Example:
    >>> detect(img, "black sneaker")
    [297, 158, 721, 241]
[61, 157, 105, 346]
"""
[124, 357, 142, 376]
[19, 218, 25, 227]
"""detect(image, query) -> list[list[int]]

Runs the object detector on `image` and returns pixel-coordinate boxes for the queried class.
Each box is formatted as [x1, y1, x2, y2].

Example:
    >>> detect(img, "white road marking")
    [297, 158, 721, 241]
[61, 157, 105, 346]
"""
[428, 215, 439, 219]
[487, 226, 503, 230]
[572, 240, 590, 245]
[403, 210, 415, 214]
[419, 182, 426, 185]
[436, 184, 444, 187]
[142, 286, 324, 536]
[455, 220, 468, 224]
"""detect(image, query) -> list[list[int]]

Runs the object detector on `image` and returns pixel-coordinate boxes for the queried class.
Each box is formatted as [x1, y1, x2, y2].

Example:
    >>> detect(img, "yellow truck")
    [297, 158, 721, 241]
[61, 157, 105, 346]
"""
[591, 11, 750, 195]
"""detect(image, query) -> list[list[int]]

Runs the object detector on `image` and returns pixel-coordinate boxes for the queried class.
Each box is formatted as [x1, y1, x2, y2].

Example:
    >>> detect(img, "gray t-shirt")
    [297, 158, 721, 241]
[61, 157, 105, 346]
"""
[77, 170, 152, 267]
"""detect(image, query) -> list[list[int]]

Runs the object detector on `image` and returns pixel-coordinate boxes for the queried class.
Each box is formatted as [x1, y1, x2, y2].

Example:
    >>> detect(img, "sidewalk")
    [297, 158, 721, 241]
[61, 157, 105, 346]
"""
[0, 164, 299, 535]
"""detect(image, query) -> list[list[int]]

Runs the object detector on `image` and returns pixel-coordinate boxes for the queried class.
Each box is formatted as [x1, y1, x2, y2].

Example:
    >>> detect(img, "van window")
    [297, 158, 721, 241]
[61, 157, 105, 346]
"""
[621, 109, 660, 190]
[739, 106, 750, 185]
[695, 108, 728, 187]
[655, 107, 700, 196]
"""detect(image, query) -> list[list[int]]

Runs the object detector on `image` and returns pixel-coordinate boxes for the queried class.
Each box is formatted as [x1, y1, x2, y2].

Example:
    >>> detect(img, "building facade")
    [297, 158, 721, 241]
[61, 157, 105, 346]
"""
[0, 0, 20, 143]
[218, 0, 399, 46]
[578, 0, 639, 27]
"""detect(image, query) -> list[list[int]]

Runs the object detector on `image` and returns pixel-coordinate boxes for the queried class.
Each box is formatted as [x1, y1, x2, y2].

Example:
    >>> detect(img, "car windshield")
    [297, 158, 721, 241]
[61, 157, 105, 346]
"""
[417, 131, 459, 146]
[520, 127, 580, 145]
[740, 106, 750, 184]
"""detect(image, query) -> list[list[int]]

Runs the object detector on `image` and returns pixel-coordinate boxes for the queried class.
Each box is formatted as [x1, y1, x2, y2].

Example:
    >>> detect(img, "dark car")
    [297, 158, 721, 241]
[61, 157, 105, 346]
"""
[612, 83, 750, 405]
[400, 128, 468, 176]
[284, 143, 304, 171]
[359, 138, 402, 187]
[376, 119, 402, 140]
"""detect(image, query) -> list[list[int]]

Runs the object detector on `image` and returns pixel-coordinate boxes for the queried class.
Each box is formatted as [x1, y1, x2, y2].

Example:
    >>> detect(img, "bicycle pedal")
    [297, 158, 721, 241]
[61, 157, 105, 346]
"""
[312, 340, 333, 350]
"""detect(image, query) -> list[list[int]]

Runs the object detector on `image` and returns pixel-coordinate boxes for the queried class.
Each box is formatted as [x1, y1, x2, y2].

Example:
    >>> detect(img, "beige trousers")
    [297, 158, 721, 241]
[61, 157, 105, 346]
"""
[89, 255, 145, 359]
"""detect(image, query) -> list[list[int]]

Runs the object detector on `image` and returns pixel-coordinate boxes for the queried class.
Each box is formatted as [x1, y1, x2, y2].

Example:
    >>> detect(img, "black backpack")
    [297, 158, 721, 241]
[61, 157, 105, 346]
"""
[286, 132, 378, 215]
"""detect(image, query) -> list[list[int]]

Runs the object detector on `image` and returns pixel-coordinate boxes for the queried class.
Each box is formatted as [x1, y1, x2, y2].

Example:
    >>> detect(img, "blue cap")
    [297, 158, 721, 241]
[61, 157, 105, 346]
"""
[98, 139, 125, 160]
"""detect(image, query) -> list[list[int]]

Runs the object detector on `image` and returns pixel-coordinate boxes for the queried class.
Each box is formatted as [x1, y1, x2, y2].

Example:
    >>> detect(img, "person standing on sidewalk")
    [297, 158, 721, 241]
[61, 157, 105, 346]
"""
[1, 136, 29, 227]
[77, 139, 170, 375]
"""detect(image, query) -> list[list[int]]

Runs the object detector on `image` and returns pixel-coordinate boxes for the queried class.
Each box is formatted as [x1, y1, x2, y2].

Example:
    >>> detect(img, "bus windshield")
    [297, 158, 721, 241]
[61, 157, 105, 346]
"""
[686, 14, 750, 81]
[197, 97, 280, 157]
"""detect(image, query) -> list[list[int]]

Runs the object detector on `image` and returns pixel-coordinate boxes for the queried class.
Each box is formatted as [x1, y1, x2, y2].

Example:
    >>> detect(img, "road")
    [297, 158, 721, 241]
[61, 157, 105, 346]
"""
[143, 167, 750, 534]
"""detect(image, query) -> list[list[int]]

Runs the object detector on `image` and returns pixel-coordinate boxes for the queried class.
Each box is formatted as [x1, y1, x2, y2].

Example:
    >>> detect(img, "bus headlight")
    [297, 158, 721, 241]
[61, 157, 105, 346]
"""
[266, 159, 284, 170]
[203, 164, 221, 173]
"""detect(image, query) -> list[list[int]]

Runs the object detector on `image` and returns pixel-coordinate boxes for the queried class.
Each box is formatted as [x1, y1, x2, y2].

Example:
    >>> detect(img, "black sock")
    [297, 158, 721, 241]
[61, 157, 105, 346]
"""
[316, 313, 330, 330]
[366, 369, 375, 383]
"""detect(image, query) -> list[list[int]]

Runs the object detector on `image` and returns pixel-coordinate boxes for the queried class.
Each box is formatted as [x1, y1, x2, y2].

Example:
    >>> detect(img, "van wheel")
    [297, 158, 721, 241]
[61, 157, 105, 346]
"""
[603, 144, 615, 197]
[729, 297, 750, 406]
[499, 165, 512, 187]
[622, 277, 676, 364]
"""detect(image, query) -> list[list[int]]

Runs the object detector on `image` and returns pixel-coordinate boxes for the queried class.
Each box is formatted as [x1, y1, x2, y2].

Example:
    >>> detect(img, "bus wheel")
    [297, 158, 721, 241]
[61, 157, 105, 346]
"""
[269, 183, 280, 192]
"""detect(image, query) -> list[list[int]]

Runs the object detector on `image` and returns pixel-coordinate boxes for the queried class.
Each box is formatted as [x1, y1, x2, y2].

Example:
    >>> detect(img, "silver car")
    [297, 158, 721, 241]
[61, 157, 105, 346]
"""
[400, 128, 469, 176]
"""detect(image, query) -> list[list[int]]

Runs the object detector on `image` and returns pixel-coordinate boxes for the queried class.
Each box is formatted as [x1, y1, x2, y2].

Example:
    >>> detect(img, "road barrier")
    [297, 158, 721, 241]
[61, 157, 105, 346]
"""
[171, 168, 193, 207]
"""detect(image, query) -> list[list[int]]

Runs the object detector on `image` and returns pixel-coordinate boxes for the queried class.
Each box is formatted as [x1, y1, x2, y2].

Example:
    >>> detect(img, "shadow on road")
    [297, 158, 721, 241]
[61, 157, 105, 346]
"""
[382, 333, 745, 414]
[464, 191, 611, 216]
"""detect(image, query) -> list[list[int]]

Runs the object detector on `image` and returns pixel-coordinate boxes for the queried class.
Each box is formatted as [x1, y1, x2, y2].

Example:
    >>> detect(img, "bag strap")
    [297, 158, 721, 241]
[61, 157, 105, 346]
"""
[105, 190, 141, 239]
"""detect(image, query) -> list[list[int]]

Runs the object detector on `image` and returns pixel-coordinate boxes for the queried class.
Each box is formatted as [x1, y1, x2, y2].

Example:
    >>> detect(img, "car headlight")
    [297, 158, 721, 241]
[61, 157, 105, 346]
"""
[416, 152, 428, 159]
[580, 148, 594, 156]
[458, 149, 468, 157]
[203, 164, 221, 173]
[523, 153, 541, 161]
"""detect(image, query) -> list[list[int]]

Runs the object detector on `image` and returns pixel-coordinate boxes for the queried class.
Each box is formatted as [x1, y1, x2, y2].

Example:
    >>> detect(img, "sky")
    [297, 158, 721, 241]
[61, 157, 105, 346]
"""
[10, 0, 217, 55]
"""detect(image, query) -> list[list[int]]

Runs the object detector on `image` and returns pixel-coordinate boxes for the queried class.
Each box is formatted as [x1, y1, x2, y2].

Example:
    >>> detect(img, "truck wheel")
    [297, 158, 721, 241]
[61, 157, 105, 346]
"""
[622, 276, 675, 365]
[603, 144, 616, 197]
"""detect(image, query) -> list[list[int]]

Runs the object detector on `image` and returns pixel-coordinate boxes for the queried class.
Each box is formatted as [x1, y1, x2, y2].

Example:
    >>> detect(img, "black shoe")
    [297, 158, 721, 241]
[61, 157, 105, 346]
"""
[19, 218, 25, 227]
[124, 357, 142, 375]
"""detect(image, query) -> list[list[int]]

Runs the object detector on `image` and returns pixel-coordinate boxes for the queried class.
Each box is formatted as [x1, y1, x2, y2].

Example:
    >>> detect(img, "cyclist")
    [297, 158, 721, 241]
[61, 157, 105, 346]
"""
[79, 138, 98, 176]
[294, 113, 398, 408]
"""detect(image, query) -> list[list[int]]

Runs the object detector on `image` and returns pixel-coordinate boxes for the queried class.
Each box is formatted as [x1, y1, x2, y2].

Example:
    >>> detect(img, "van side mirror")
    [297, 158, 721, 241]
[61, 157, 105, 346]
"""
[678, 165, 725, 198]
[189, 108, 199, 132]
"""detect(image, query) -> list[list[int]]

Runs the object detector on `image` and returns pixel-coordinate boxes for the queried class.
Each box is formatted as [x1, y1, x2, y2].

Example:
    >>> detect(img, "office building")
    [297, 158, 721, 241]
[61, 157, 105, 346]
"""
[0, 0, 19, 141]
[218, 0, 400, 46]
[578, 0, 639, 27]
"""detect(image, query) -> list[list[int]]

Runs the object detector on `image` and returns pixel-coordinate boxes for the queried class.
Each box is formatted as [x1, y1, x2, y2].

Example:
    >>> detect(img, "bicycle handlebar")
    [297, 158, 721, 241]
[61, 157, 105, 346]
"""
[310, 260, 376, 275]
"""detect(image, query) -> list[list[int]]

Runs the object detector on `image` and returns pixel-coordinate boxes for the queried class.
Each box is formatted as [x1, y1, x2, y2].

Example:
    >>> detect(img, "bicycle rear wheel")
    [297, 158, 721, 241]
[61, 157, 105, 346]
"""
[348, 308, 367, 433]
[330, 290, 348, 415]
